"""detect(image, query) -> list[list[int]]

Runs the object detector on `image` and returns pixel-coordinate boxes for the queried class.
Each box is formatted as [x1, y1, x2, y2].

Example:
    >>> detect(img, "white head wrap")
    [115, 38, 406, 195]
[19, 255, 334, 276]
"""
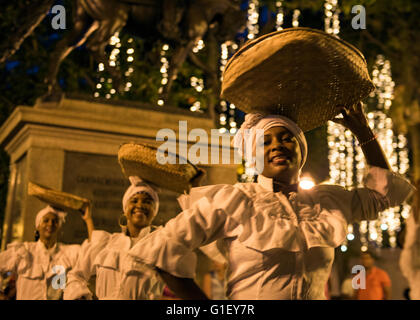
[233, 113, 308, 168]
[35, 205, 67, 229]
[122, 176, 159, 218]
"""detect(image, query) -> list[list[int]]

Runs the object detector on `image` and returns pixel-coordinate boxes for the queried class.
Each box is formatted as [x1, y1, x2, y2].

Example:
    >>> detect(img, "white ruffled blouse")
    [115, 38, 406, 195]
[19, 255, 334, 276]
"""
[399, 214, 420, 300]
[128, 166, 414, 300]
[64, 227, 164, 300]
[0, 241, 80, 300]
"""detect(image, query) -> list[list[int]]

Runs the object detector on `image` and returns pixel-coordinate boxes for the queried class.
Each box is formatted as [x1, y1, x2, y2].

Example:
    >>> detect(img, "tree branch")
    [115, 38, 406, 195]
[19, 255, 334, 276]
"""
[187, 52, 214, 75]
[0, 0, 56, 64]
[360, 29, 395, 59]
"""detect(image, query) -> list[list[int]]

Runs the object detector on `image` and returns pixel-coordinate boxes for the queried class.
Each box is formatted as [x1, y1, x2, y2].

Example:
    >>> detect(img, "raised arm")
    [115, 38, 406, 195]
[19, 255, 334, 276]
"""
[129, 205, 227, 300]
[332, 102, 390, 170]
[327, 101, 415, 223]
[129, 184, 248, 300]
[63, 240, 94, 300]
[81, 203, 94, 241]
[63, 231, 109, 300]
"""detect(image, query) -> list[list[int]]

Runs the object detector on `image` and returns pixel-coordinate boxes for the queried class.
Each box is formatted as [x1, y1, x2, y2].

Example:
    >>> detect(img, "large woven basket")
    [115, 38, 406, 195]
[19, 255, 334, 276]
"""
[118, 143, 200, 194]
[28, 181, 90, 213]
[221, 27, 375, 132]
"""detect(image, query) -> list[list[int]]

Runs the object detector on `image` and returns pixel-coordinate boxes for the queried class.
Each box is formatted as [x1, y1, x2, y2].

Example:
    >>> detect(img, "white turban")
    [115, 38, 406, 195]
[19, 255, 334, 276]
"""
[233, 113, 308, 169]
[122, 176, 159, 218]
[35, 206, 67, 229]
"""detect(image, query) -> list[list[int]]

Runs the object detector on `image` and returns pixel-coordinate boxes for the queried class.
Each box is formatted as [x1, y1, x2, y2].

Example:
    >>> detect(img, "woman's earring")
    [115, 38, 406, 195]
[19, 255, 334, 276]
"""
[34, 230, 40, 241]
[119, 214, 128, 228]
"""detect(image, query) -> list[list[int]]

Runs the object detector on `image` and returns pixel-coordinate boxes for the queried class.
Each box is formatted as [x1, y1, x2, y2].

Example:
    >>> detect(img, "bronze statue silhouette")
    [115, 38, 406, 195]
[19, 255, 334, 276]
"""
[42, 0, 246, 106]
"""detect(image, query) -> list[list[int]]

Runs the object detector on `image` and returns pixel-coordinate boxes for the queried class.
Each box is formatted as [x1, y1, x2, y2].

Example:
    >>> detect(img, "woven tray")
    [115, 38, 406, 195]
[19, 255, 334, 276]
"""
[28, 181, 90, 213]
[118, 143, 200, 194]
[221, 27, 375, 132]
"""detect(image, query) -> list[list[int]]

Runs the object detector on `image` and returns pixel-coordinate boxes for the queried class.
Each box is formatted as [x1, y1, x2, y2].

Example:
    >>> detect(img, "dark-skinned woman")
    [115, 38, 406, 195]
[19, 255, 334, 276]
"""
[127, 102, 414, 300]
[0, 205, 93, 300]
[64, 176, 164, 300]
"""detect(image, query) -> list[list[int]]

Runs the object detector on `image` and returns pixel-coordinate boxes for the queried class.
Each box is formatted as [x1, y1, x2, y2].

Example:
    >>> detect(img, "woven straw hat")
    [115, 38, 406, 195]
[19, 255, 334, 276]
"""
[221, 27, 375, 132]
[118, 143, 201, 194]
[28, 181, 90, 213]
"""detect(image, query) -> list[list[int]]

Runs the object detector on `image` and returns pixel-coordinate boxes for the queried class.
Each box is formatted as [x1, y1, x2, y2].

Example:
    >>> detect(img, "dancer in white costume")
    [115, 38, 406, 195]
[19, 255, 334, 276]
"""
[128, 102, 414, 299]
[64, 177, 164, 300]
[0, 205, 93, 300]
[400, 180, 420, 300]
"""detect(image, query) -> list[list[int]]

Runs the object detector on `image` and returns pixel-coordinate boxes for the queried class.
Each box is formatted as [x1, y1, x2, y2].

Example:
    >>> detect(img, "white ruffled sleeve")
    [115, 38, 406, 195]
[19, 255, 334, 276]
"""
[61, 244, 82, 268]
[400, 214, 420, 288]
[128, 184, 249, 279]
[315, 166, 414, 223]
[0, 242, 31, 274]
[63, 231, 111, 300]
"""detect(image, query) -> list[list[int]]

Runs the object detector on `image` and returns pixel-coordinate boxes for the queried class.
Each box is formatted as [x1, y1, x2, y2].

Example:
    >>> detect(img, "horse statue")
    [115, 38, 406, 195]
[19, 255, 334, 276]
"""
[42, 0, 247, 105]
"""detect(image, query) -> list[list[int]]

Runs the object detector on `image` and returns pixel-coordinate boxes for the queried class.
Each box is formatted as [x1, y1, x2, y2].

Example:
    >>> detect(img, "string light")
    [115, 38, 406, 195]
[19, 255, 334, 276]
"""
[124, 38, 135, 92]
[192, 39, 205, 53]
[157, 43, 170, 105]
[370, 55, 394, 110]
[190, 76, 204, 93]
[108, 33, 120, 80]
[359, 221, 368, 250]
[247, 0, 259, 40]
[324, 2, 410, 250]
[363, 55, 408, 248]
[219, 42, 238, 132]
[275, 1, 284, 31]
[219, 40, 242, 176]
[189, 39, 206, 112]
[94, 32, 121, 99]
[239, 1, 263, 181]
[190, 101, 201, 112]
[220, 42, 229, 75]
[292, 9, 301, 27]
[324, 0, 340, 36]
[94, 33, 135, 98]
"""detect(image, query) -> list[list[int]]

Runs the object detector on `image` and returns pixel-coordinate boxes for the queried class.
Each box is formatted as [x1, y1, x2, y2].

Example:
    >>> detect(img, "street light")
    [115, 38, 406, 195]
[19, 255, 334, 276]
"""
[299, 176, 315, 190]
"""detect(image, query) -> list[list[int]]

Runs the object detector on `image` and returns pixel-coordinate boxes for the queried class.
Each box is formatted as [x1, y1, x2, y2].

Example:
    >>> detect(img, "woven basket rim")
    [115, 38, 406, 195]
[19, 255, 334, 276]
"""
[223, 27, 368, 76]
[28, 181, 90, 201]
[118, 143, 201, 193]
[28, 181, 90, 211]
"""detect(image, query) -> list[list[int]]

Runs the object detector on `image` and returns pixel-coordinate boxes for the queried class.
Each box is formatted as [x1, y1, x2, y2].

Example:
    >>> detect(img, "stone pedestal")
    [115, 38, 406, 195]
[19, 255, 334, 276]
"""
[0, 96, 238, 250]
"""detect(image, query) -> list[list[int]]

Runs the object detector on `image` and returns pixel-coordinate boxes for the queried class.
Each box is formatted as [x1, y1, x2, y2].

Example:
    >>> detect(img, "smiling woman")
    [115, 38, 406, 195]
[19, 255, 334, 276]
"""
[127, 103, 415, 300]
[0, 205, 92, 300]
[247, 114, 308, 190]
[63, 176, 164, 300]
[125, 192, 156, 232]
[124, 27, 416, 299]
[121, 176, 160, 237]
